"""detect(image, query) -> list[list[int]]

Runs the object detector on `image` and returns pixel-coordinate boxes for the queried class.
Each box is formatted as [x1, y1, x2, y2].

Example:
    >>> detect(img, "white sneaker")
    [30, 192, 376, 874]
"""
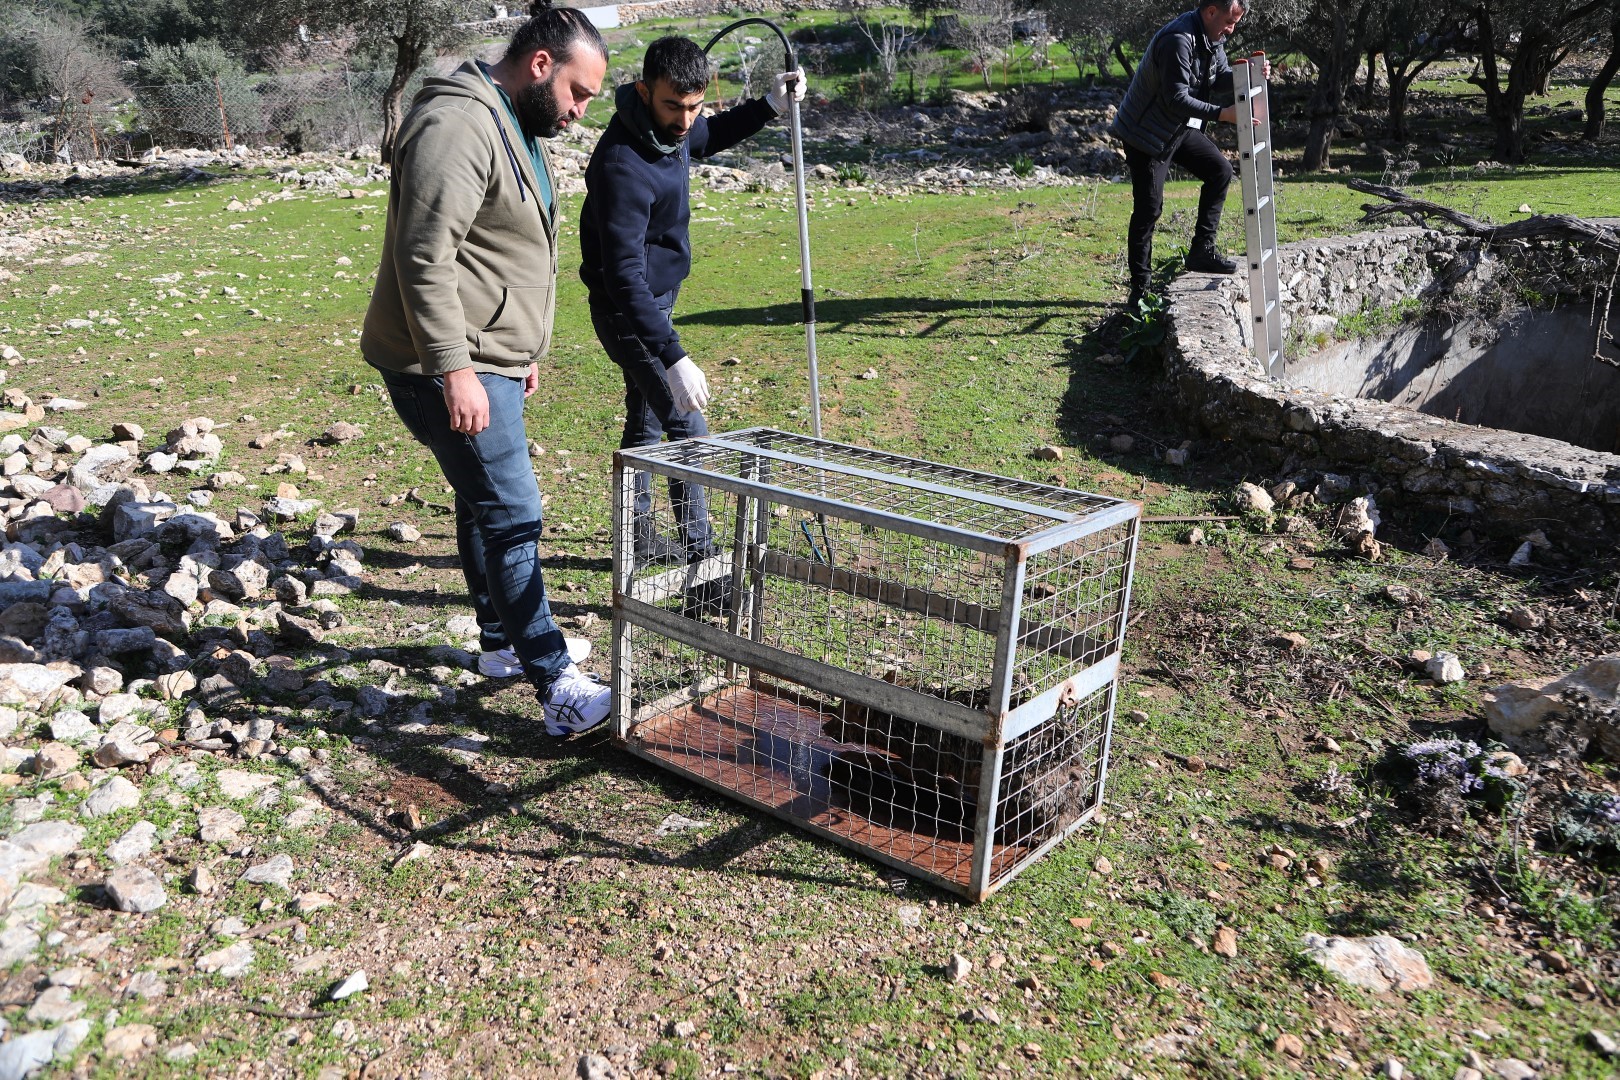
[541, 663, 612, 736]
[478, 638, 591, 678]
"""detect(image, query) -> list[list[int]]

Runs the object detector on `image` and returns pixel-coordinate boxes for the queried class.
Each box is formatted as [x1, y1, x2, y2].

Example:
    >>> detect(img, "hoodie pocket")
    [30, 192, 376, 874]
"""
[478, 283, 554, 361]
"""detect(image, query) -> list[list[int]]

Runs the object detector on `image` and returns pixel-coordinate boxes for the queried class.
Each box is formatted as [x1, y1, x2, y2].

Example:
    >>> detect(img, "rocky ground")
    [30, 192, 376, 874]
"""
[1, 81, 1618, 1076]
[0, 392, 1615, 1078]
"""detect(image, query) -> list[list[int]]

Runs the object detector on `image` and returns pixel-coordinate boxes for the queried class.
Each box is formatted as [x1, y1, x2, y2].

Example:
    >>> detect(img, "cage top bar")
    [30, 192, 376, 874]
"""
[619, 429, 1131, 544]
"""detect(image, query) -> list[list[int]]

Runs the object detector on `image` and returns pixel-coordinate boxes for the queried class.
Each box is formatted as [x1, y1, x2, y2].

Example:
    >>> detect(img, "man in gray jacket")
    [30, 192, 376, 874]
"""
[1109, 1, 1267, 308]
[361, 3, 612, 736]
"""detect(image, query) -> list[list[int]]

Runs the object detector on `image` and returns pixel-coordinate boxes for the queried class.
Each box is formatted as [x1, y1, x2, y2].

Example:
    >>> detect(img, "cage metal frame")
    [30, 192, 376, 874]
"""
[611, 428, 1140, 901]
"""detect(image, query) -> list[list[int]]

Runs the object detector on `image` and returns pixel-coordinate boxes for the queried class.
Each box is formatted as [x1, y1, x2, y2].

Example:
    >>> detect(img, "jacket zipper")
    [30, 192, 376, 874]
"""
[489, 107, 529, 204]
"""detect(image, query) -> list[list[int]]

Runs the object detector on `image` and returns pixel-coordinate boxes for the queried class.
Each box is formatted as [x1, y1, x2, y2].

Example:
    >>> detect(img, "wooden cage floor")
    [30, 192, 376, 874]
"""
[627, 684, 1048, 890]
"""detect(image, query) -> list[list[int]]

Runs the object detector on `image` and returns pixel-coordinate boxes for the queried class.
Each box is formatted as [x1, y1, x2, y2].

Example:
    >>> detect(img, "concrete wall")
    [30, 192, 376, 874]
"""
[1290, 308, 1620, 456]
[1162, 227, 1620, 549]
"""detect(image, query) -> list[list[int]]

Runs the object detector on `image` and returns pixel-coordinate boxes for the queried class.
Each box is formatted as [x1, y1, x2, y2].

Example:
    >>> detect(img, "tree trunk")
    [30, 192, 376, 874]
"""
[379, 68, 411, 164]
[379, 28, 424, 165]
[1492, 70, 1529, 162]
[1302, 11, 1354, 171]
[1583, 14, 1620, 139]
[1492, 27, 1556, 162]
[1363, 46, 1379, 106]
[1387, 70, 1411, 142]
[1384, 51, 1439, 143]
[1475, 0, 1607, 160]
[1112, 36, 1134, 81]
[1471, 5, 1513, 159]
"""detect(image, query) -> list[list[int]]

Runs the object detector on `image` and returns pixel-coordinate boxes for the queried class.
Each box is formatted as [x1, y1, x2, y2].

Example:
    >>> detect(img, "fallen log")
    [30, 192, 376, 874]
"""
[1349, 178, 1619, 252]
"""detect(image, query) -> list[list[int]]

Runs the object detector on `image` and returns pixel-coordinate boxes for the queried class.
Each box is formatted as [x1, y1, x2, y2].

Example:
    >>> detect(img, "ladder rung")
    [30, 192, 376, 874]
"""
[1254, 300, 1276, 322]
[1248, 247, 1273, 270]
[1256, 195, 1270, 211]
[1252, 140, 1267, 155]
[1269, 350, 1280, 364]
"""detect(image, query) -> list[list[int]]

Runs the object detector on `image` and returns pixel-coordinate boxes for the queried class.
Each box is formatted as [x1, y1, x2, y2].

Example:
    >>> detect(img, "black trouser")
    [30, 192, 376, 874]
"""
[588, 290, 716, 559]
[1125, 128, 1233, 291]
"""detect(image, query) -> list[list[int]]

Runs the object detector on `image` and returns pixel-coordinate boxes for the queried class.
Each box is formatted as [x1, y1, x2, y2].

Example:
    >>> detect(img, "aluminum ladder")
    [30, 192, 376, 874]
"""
[1234, 52, 1282, 379]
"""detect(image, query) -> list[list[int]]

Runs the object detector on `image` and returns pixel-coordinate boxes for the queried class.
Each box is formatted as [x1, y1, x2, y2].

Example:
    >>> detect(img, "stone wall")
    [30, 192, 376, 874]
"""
[458, 0, 875, 36]
[1161, 227, 1620, 550]
[614, 0, 880, 24]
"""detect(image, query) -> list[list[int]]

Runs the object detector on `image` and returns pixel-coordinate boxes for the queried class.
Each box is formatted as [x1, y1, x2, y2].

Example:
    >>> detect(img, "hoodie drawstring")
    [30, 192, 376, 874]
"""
[489, 107, 527, 203]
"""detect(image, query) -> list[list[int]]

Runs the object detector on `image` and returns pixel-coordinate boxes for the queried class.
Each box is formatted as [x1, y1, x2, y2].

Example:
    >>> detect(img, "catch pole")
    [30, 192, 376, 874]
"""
[703, 19, 822, 437]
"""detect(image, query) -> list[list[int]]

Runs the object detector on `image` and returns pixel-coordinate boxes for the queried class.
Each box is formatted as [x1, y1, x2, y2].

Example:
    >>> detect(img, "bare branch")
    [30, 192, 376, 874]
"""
[1349, 178, 1620, 252]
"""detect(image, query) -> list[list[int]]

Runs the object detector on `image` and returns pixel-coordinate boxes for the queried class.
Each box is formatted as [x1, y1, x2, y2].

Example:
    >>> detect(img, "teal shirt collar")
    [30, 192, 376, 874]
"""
[478, 62, 554, 218]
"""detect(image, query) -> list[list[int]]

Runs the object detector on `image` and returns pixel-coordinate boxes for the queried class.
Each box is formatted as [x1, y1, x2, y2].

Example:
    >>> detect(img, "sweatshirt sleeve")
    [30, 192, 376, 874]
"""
[1159, 35, 1225, 124]
[688, 97, 778, 160]
[593, 156, 685, 365]
[390, 106, 492, 374]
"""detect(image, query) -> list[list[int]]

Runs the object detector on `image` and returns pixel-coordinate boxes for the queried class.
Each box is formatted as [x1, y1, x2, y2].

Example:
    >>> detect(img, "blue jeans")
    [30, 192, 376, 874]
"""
[590, 292, 716, 558]
[380, 368, 569, 692]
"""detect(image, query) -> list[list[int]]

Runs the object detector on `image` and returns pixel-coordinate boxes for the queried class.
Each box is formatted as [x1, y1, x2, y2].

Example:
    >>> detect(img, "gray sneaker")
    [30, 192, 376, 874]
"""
[541, 663, 611, 736]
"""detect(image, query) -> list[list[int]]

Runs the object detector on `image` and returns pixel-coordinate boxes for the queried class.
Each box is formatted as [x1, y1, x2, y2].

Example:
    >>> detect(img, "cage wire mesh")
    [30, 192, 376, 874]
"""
[612, 428, 1138, 900]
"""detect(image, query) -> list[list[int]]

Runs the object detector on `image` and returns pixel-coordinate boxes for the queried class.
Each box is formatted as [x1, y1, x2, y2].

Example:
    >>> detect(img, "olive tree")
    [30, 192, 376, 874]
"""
[1470, 0, 1609, 161]
[1584, 1, 1620, 140]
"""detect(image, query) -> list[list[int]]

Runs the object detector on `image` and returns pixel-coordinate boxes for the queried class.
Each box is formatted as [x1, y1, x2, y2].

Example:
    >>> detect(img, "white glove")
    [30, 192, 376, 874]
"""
[766, 69, 809, 116]
[667, 356, 711, 414]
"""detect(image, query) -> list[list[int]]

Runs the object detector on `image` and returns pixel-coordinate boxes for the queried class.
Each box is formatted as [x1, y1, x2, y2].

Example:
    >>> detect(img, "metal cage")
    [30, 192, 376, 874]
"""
[611, 429, 1139, 901]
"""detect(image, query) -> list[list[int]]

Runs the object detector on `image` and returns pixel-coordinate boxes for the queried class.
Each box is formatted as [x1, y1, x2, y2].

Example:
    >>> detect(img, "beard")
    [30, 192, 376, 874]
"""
[635, 84, 692, 146]
[656, 117, 689, 145]
[515, 73, 567, 138]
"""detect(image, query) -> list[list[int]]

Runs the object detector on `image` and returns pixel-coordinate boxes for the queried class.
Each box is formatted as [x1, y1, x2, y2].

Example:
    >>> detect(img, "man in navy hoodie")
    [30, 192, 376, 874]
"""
[581, 36, 806, 571]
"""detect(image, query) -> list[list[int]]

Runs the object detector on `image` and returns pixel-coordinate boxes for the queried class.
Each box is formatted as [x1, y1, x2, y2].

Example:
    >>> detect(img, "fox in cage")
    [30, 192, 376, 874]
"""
[821, 672, 1094, 844]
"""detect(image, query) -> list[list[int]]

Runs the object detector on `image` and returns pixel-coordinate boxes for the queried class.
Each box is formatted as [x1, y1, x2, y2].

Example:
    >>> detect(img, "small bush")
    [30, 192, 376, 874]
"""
[134, 40, 260, 148]
[1118, 291, 1168, 361]
[1385, 736, 1523, 831]
[1551, 791, 1620, 864]
[1335, 296, 1424, 339]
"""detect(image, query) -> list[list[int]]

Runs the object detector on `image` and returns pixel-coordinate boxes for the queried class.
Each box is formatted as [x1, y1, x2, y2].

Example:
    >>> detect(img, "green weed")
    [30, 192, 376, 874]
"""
[1335, 296, 1425, 340]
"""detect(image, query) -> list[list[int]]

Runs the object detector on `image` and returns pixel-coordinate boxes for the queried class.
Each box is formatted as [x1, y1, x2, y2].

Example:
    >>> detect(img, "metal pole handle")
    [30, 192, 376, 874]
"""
[704, 19, 821, 439]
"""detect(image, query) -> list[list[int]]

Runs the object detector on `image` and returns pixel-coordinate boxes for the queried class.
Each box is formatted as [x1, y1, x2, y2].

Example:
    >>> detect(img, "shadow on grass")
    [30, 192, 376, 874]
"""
[0, 167, 233, 204]
[1050, 300, 1269, 500]
[679, 294, 1112, 338]
[207, 639, 896, 897]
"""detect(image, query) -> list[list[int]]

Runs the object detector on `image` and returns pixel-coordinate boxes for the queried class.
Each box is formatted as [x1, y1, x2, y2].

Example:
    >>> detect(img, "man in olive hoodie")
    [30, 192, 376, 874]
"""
[580, 37, 807, 578]
[361, 3, 612, 736]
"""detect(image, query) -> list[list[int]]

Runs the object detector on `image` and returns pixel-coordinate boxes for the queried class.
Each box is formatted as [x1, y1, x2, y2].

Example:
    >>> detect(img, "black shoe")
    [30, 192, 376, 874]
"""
[681, 574, 734, 620]
[1125, 287, 1146, 311]
[1185, 245, 1237, 275]
[633, 533, 685, 568]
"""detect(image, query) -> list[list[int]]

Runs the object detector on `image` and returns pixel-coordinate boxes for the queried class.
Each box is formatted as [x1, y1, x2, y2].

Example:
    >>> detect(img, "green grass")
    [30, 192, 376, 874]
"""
[4, 142, 1620, 1076]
